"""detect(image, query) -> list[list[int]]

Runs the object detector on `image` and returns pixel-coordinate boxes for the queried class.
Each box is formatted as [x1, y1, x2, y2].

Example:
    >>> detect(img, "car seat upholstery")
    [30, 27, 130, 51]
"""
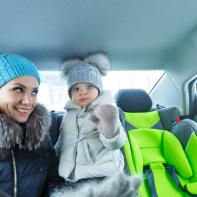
[172, 118, 197, 148]
[115, 89, 181, 131]
[126, 128, 196, 196]
[115, 89, 197, 196]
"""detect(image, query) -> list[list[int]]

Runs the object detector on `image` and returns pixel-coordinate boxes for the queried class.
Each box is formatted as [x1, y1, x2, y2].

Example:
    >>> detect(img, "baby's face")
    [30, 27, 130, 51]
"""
[71, 82, 99, 107]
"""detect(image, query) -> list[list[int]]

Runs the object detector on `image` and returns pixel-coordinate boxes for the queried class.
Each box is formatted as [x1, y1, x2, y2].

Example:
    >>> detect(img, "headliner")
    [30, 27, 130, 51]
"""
[1, 0, 197, 72]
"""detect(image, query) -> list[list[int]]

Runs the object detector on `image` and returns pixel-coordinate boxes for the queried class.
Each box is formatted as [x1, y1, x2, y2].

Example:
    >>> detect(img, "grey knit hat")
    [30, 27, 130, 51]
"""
[62, 53, 111, 97]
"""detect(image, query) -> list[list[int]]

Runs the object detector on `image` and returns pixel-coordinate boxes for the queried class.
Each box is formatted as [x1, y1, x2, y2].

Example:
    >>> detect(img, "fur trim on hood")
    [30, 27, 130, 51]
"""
[0, 104, 51, 157]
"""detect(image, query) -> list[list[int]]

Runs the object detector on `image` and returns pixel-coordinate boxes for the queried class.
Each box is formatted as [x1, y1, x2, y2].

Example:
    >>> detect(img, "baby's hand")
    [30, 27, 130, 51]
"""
[90, 104, 118, 138]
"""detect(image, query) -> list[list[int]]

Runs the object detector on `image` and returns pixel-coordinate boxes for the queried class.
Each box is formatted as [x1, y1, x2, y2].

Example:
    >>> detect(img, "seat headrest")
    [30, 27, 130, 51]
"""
[115, 89, 152, 112]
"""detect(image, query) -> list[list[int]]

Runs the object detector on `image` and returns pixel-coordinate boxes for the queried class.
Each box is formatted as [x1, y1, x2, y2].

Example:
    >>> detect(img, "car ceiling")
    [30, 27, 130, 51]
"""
[1, 0, 197, 79]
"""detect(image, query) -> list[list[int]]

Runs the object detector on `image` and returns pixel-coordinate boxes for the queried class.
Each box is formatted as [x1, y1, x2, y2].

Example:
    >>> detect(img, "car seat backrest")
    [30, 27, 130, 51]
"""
[115, 89, 197, 196]
[115, 89, 181, 131]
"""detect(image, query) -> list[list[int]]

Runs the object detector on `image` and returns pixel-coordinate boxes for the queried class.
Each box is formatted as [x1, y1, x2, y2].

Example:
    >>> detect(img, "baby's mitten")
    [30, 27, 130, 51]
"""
[90, 104, 119, 138]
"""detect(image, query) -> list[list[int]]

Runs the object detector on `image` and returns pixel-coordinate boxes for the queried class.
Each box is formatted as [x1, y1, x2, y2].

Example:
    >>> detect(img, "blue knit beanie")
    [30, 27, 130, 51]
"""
[0, 54, 40, 87]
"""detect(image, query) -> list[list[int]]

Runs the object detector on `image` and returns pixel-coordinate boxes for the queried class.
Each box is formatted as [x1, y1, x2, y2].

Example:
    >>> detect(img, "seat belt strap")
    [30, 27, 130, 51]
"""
[144, 168, 158, 197]
[165, 166, 182, 188]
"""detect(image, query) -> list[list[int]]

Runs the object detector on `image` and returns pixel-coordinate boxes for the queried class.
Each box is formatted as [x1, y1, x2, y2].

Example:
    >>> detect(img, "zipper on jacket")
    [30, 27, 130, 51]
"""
[11, 150, 17, 197]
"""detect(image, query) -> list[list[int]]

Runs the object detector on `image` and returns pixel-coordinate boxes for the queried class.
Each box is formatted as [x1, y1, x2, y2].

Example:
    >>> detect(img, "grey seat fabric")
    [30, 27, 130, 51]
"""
[172, 118, 197, 148]
[115, 89, 152, 112]
[157, 106, 181, 131]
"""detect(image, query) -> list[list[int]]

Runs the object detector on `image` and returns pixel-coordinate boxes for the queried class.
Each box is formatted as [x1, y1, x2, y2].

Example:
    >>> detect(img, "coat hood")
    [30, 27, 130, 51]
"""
[0, 104, 51, 157]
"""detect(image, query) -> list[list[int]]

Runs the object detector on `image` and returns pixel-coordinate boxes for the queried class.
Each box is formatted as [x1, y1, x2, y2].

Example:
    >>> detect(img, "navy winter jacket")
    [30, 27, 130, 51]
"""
[0, 104, 58, 197]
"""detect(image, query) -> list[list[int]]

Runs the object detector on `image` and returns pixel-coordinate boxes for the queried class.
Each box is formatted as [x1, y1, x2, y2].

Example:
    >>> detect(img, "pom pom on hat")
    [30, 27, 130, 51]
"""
[61, 53, 111, 97]
[61, 58, 82, 77]
[0, 54, 40, 87]
[84, 53, 111, 76]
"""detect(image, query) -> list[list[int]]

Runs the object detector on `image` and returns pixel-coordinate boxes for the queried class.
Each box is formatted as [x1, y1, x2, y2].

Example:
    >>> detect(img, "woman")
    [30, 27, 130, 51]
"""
[0, 54, 58, 197]
[0, 53, 141, 197]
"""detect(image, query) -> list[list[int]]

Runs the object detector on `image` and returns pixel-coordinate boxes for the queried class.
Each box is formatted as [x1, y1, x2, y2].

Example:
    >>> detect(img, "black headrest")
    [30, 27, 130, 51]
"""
[115, 89, 152, 112]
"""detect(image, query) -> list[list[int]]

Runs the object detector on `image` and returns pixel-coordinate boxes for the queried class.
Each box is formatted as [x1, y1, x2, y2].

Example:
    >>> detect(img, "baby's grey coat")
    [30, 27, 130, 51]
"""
[56, 90, 126, 181]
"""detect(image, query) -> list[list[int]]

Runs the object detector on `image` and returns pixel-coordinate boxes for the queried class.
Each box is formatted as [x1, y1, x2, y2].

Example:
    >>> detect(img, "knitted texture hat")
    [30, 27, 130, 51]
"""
[0, 54, 40, 87]
[62, 53, 111, 97]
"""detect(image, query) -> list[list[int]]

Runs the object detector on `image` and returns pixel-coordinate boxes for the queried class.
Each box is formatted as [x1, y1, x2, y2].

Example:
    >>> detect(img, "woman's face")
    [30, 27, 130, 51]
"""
[0, 76, 39, 123]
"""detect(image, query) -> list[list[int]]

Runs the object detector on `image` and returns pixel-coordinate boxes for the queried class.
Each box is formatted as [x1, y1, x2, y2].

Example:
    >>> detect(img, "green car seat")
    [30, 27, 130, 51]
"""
[115, 89, 181, 132]
[115, 89, 197, 197]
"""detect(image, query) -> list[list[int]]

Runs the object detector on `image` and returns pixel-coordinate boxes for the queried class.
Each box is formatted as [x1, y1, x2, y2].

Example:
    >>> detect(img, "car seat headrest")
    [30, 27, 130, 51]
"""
[115, 89, 152, 112]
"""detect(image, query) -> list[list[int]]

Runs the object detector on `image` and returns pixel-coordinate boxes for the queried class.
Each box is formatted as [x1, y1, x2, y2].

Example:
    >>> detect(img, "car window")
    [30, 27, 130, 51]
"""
[38, 70, 164, 110]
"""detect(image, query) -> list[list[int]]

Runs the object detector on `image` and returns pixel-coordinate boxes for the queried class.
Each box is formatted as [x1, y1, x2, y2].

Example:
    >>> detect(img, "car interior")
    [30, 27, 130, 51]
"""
[1, 0, 197, 196]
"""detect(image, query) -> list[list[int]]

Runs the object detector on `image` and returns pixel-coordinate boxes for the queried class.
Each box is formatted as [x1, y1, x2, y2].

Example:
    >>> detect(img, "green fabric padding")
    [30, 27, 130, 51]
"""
[128, 129, 192, 178]
[127, 134, 143, 173]
[125, 111, 160, 128]
[125, 128, 195, 196]
[128, 128, 163, 147]
[149, 163, 191, 197]
[142, 148, 165, 165]
[185, 132, 197, 181]
[175, 174, 197, 195]
[124, 138, 136, 174]
[185, 182, 197, 194]
[177, 175, 190, 189]
[139, 179, 152, 197]
[128, 129, 166, 165]
[163, 131, 193, 179]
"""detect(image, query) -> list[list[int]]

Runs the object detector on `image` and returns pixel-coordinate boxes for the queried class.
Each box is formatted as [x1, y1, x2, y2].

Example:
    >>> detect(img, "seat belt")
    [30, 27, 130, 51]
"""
[144, 163, 189, 197]
[144, 168, 158, 197]
[165, 166, 182, 188]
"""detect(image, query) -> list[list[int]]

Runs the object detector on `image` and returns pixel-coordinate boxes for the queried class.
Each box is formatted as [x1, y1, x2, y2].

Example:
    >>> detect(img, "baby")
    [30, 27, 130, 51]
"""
[55, 53, 126, 187]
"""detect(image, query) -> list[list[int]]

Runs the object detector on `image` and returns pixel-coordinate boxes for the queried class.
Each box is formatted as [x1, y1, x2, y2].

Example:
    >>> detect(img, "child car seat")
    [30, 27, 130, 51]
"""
[115, 89, 197, 196]
[115, 89, 181, 131]
[126, 128, 197, 197]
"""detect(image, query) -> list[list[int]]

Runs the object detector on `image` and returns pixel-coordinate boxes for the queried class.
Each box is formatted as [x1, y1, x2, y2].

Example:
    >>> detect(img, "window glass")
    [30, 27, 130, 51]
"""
[38, 70, 164, 110]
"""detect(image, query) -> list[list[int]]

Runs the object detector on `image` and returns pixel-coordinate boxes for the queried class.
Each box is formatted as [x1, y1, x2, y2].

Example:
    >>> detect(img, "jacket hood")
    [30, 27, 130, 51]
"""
[0, 104, 51, 156]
